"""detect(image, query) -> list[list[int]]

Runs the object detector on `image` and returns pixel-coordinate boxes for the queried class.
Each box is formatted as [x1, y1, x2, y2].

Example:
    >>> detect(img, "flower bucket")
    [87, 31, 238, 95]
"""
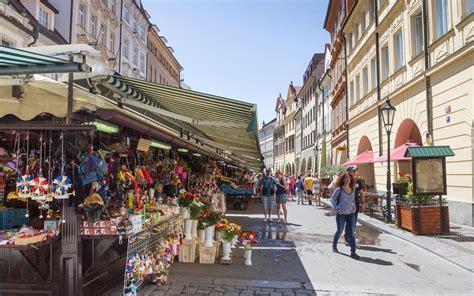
[204, 226, 215, 247]
[184, 219, 193, 241]
[244, 249, 252, 266]
[192, 220, 198, 239]
[222, 241, 232, 260]
[198, 229, 205, 242]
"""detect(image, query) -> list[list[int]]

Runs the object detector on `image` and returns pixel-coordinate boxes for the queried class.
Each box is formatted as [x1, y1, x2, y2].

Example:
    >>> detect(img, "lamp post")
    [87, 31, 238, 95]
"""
[313, 145, 320, 174]
[380, 99, 396, 222]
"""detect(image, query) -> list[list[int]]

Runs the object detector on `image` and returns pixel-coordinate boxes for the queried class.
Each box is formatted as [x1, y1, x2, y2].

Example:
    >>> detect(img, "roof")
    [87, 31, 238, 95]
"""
[0, 45, 86, 75]
[404, 146, 455, 158]
[98, 75, 262, 170]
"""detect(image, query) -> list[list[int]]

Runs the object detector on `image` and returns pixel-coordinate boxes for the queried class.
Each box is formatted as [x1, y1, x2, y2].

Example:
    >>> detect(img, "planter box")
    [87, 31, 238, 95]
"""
[396, 204, 450, 235]
[179, 239, 197, 263]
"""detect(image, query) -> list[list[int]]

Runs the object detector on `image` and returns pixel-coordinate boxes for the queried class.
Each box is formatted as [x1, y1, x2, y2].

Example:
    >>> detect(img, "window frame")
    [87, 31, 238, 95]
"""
[411, 11, 423, 58]
[78, 2, 86, 28]
[370, 57, 377, 90]
[393, 29, 405, 71]
[381, 44, 390, 81]
[90, 13, 97, 37]
[362, 66, 369, 96]
[39, 6, 49, 28]
[433, 0, 449, 40]
[123, 39, 129, 58]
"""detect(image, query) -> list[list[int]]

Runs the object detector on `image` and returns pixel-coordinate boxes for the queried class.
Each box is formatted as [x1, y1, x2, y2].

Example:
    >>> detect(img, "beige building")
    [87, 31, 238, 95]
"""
[344, 0, 473, 225]
[283, 83, 300, 176]
[51, 0, 121, 72]
[147, 25, 182, 87]
[274, 94, 286, 173]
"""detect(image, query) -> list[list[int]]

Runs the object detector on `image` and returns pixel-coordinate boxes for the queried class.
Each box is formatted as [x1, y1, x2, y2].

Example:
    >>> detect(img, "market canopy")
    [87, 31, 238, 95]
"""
[344, 150, 374, 165]
[97, 75, 262, 170]
[373, 142, 419, 162]
[404, 146, 455, 158]
[0, 45, 89, 75]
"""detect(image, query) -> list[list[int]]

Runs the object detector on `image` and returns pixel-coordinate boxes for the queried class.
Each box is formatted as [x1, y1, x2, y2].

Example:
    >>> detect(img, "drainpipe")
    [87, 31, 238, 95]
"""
[317, 77, 325, 173]
[118, 0, 124, 74]
[374, 0, 383, 156]
[422, 0, 433, 145]
[342, 32, 350, 160]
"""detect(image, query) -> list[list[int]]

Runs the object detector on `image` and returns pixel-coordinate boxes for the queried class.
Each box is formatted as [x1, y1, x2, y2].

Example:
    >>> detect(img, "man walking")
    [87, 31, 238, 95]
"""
[304, 173, 314, 205]
[259, 168, 277, 223]
[344, 165, 365, 245]
[295, 175, 305, 205]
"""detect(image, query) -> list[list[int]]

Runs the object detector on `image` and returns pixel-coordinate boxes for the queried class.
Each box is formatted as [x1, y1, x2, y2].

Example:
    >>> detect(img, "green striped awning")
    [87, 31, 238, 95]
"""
[0, 45, 86, 75]
[99, 75, 262, 170]
[404, 146, 455, 158]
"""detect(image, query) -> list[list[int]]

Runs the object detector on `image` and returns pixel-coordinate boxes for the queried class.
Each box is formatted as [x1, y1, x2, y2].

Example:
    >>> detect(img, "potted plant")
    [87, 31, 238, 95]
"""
[395, 181, 449, 235]
[393, 173, 411, 196]
[215, 219, 241, 261]
[240, 231, 258, 266]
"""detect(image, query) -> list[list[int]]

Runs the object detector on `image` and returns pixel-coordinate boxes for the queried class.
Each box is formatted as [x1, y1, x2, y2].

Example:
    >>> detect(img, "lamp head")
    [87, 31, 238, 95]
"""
[381, 99, 396, 133]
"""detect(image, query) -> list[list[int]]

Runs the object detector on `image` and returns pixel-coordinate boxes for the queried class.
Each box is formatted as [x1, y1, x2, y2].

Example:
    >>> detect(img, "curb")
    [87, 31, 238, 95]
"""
[320, 199, 473, 273]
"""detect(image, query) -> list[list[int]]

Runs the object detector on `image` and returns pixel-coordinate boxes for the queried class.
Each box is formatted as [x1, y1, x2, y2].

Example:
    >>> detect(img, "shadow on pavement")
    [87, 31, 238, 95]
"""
[358, 245, 397, 254]
[337, 253, 394, 266]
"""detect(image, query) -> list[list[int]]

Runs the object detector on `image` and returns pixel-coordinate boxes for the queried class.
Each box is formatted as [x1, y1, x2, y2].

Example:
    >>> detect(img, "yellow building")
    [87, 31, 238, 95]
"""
[344, 0, 473, 225]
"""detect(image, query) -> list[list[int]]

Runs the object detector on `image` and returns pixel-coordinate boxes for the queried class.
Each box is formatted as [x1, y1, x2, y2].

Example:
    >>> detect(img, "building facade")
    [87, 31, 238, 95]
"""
[283, 83, 300, 176]
[51, 0, 121, 72]
[0, 0, 66, 47]
[315, 46, 333, 174]
[258, 119, 276, 171]
[324, 0, 356, 167]
[294, 104, 303, 174]
[147, 25, 182, 87]
[300, 53, 325, 174]
[273, 94, 286, 173]
[344, 0, 473, 226]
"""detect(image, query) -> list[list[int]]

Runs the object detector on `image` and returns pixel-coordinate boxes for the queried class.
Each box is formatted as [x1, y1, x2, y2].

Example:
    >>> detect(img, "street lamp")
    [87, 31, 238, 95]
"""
[380, 99, 396, 222]
[313, 145, 320, 174]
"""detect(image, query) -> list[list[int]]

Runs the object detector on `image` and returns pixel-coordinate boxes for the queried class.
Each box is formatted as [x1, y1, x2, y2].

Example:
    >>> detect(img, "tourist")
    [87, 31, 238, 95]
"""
[304, 173, 314, 205]
[295, 175, 305, 205]
[344, 165, 365, 246]
[259, 168, 277, 223]
[331, 172, 359, 259]
[313, 173, 322, 206]
[275, 170, 288, 223]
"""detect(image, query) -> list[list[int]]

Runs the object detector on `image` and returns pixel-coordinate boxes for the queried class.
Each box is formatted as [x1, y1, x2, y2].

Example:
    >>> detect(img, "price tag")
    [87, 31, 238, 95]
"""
[137, 138, 150, 152]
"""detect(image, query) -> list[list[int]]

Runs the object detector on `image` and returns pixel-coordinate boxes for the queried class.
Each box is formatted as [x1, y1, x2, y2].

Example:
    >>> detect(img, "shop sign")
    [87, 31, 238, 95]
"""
[137, 138, 151, 151]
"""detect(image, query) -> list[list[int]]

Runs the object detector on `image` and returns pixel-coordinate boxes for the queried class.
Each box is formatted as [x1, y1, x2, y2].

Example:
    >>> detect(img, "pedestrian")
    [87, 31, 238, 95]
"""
[344, 165, 365, 245]
[331, 172, 360, 259]
[304, 173, 314, 205]
[275, 170, 288, 224]
[289, 175, 296, 201]
[295, 175, 305, 205]
[259, 168, 277, 223]
[313, 173, 322, 206]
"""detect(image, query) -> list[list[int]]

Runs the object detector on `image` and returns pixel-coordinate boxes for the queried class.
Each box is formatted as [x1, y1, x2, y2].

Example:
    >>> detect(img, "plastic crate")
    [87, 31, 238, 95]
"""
[0, 208, 28, 230]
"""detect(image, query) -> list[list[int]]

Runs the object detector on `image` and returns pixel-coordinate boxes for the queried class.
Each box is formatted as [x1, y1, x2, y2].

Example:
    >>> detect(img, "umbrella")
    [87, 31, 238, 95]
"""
[373, 142, 419, 162]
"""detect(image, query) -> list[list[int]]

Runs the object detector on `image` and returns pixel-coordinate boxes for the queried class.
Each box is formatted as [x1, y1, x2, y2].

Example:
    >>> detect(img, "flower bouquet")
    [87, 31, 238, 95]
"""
[240, 231, 258, 250]
[215, 219, 241, 242]
[177, 191, 199, 208]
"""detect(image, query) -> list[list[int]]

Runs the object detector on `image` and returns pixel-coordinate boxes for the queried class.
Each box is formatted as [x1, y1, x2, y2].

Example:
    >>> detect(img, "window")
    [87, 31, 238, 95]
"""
[348, 32, 353, 51]
[378, 0, 387, 11]
[124, 6, 129, 23]
[2, 39, 11, 46]
[362, 67, 368, 96]
[355, 74, 360, 102]
[100, 24, 107, 45]
[381, 45, 390, 80]
[370, 57, 377, 90]
[109, 32, 115, 51]
[78, 2, 85, 28]
[133, 19, 138, 32]
[111, 0, 116, 15]
[360, 12, 366, 31]
[142, 25, 147, 40]
[354, 24, 359, 43]
[101, 0, 108, 6]
[394, 30, 404, 70]
[369, 0, 375, 22]
[133, 46, 138, 65]
[90, 14, 97, 37]
[464, 0, 474, 16]
[434, 0, 449, 39]
[412, 12, 423, 56]
[349, 81, 354, 106]
[39, 7, 49, 28]
[140, 54, 145, 72]
[123, 39, 129, 58]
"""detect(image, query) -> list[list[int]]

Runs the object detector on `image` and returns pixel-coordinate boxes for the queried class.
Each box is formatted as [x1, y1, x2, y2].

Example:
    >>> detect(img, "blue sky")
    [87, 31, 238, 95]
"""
[142, 0, 329, 126]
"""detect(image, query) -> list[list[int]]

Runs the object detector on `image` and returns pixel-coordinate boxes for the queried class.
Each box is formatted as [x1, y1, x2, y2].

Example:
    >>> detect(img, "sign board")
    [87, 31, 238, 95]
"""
[136, 138, 150, 152]
[412, 158, 447, 195]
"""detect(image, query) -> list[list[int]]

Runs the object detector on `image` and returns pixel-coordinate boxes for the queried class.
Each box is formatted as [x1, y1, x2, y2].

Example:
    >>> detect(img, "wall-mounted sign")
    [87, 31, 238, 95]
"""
[412, 158, 446, 195]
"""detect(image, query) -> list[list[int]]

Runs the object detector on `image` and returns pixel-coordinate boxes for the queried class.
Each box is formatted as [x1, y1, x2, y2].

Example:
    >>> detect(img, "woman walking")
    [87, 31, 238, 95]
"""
[313, 173, 322, 206]
[275, 170, 288, 224]
[331, 172, 360, 259]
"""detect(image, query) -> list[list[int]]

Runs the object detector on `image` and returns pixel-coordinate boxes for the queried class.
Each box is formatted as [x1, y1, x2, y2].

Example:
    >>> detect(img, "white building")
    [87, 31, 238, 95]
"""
[274, 94, 286, 173]
[258, 119, 276, 171]
[51, 0, 121, 72]
[300, 53, 325, 174]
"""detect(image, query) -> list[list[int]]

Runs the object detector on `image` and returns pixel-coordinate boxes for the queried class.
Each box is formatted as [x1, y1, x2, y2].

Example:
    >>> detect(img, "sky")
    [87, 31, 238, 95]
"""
[142, 0, 330, 126]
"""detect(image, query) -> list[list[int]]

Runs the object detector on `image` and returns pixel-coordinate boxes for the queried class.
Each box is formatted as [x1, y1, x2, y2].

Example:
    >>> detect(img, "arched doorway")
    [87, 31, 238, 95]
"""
[394, 119, 423, 178]
[307, 156, 313, 173]
[301, 158, 307, 174]
[357, 136, 375, 189]
[292, 163, 295, 176]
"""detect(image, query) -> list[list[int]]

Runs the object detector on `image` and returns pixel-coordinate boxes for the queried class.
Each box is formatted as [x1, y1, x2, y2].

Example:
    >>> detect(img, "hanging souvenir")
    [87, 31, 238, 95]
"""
[52, 175, 74, 199]
[16, 175, 32, 198]
[30, 176, 49, 200]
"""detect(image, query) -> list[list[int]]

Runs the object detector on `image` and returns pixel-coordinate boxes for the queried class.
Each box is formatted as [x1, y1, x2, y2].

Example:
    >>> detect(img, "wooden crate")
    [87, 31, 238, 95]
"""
[199, 245, 216, 264]
[396, 204, 450, 235]
[179, 239, 197, 263]
[197, 241, 220, 261]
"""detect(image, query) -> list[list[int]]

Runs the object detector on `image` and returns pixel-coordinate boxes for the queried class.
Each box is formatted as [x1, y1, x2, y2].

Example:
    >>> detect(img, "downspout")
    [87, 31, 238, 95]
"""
[374, 0, 383, 156]
[342, 32, 349, 160]
[118, 0, 124, 74]
[317, 76, 325, 173]
[422, 0, 433, 145]
[27, 23, 38, 47]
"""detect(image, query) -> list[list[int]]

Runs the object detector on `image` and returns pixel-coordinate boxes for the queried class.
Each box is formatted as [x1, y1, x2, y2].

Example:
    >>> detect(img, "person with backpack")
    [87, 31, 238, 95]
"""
[259, 168, 277, 223]
[295, 175, 305, 205]
[331, 172, 360, 259]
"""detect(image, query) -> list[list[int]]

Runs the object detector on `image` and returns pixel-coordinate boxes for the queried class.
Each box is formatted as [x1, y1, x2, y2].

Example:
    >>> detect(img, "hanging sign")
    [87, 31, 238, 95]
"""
[137, 138, 151, 152]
